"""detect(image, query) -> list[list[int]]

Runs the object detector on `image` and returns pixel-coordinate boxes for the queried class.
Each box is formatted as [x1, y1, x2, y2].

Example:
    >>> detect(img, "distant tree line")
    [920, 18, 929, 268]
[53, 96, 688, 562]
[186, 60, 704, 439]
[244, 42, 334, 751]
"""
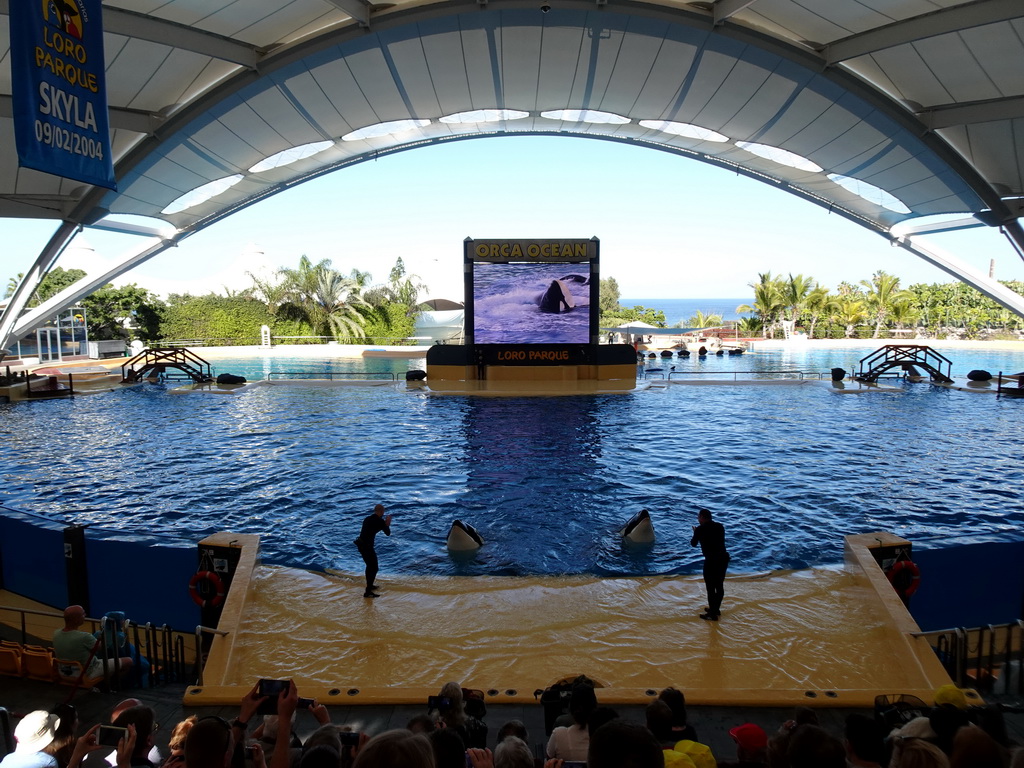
[4, 256, 427, 345]
[734, 271, 1024, 340]
[7, 263, 1023, 345]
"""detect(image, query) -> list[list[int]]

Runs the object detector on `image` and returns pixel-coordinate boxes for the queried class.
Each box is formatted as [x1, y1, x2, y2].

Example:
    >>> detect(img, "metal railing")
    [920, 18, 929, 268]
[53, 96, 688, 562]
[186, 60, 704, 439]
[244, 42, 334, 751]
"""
[913, 620, 1024, 694]
[662, 369, 813, 381]
[0, 604, 207, 690]
[266, 371, 396, 380]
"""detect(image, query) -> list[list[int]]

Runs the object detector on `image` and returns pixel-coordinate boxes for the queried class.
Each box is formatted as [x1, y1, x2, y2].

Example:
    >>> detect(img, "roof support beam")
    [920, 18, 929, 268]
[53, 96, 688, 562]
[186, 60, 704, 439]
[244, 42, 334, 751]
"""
[0, 222, 78, 358]
[102, 7, 262, 69]
[822, 0, 1024, 64]
[9, 236, 178, 341]
[918, 95, 1024, 130]
[321, 0, 371, 28]
[895, 234, 1024, 318]
[713, 0, 759, 26]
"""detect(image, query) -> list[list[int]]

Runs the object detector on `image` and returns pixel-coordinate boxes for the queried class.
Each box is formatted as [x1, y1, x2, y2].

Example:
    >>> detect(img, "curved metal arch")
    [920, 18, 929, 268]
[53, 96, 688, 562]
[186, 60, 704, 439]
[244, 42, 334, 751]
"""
[68, 0, 1015, 231]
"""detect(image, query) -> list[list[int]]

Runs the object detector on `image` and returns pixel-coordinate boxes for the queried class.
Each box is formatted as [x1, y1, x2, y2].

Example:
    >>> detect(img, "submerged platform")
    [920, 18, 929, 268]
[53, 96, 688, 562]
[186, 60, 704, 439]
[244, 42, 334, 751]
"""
[187, 533, 951, 709]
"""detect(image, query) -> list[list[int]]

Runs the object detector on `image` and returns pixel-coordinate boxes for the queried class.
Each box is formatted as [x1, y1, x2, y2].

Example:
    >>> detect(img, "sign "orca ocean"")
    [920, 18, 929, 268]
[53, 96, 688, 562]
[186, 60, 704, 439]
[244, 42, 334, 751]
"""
[10, 0, 116, 190]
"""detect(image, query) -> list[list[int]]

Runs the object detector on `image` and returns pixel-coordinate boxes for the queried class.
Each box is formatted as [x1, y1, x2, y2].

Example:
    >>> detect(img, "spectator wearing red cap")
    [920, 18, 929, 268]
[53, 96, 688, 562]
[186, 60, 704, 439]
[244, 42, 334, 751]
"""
[718, 723, 768, 768]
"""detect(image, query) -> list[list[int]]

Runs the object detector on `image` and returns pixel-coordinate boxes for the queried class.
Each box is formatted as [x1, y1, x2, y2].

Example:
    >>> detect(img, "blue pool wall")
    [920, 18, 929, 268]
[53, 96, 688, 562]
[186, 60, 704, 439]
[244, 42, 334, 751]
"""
[0, 509, 197, 630]
[3, 507, 1021, 635]
[910, 540, 1024, 631]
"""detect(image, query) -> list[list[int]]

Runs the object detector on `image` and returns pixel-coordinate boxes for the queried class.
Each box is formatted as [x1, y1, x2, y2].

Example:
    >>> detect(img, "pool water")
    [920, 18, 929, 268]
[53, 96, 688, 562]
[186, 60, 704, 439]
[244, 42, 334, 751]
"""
[2, 346, 1023, 577]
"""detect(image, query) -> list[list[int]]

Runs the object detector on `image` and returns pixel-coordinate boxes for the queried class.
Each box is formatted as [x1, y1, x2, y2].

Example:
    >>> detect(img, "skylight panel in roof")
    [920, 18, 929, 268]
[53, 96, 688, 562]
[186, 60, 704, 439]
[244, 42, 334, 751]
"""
[341, 120, 431, 141]
[249, 141, 335, 173]
[161, 175, 245, 215]
[828, 173, 910, 214]
[735, 141, 823, 173]
[439, 109, 530, 124]
[540, 109, 630, 124]
[638, 120, 729, 142]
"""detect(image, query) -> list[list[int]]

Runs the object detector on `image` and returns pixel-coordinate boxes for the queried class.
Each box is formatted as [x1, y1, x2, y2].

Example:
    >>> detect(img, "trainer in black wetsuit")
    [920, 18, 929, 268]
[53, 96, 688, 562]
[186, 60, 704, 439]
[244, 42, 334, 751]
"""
[690, 508, 729, 621]
[354, 503, 392, 598]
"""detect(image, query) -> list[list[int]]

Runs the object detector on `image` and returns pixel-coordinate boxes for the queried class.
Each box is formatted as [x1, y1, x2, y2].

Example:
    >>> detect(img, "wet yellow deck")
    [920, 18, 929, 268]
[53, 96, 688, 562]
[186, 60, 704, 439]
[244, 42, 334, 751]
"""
[187, 534, 950, 708]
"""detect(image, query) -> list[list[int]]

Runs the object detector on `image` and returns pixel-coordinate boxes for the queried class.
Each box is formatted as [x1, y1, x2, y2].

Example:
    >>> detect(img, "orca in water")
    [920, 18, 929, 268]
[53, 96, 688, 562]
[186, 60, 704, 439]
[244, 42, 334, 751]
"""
[619, 509, 655, 544]
[446, 519, 484, 551]
[536, 279, 575, 313]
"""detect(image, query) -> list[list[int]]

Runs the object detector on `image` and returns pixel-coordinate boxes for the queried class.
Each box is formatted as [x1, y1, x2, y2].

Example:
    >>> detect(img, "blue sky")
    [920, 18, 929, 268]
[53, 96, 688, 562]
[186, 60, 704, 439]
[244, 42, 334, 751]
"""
[5, 135, 1023, 301]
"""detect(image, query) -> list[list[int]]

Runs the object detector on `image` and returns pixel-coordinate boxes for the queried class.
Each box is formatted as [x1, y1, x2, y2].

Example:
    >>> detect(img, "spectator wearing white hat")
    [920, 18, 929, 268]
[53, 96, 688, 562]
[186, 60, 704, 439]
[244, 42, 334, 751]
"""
[2, 713, 134, 768]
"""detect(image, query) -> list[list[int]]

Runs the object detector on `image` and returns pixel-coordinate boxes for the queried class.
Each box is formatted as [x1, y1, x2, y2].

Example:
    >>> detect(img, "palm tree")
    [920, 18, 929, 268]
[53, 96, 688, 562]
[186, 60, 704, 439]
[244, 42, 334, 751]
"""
[737, 316, 763, 337]
[832, 296, 868, 338]
[309, 269, 369, 340]
[684, 310, 724, 328]
[861, 271, 913, 338]
[889, 299, 919, 336]
[737, 272, 785, 338]
[277, 255, 369, 340]
[781, 273, 814, 321]
[803, 285, 836, 339]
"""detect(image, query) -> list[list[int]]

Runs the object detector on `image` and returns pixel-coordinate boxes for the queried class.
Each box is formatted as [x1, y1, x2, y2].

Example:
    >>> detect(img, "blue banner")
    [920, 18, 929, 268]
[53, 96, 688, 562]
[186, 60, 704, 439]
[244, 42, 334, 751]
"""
[10, 0, 116, 190]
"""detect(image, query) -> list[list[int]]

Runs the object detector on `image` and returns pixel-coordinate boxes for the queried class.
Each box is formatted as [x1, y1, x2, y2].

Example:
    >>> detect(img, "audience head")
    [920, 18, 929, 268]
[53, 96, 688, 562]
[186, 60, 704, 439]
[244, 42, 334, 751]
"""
[112, 705, 156, 758]
[645, 700, 675, 743]
[185, 716, 234, 768]
[493, 736, 533, 768]
[587, 719, 663, 768]
[657, 687, 688, 728]
[588, 707, 620, 735]
[949, 726, 1006, 768]
[729, 722, 768, 762]
[428, 728, 465, 768]
[43, 704, 79, 766]
[304, 725, 344, 754]
[352, 730, 434, 768]
[495, 720, 528, 744]
[568, 684, 598, 728]
[111, 699, 143, 723]
[788, 724, 845, 768]
[932, 685, 968, 711]
[299, 745, 342, 768]
[406, 715, 436, 734]
[889, 736, 950, 768]
[437, 682, 465, 728]
[845, 713, 884, 764]
[928, 706, 970, 755]
[15, 711, 58, 754]
[62, 605, 86, 629]
[168, 716, 198, 754]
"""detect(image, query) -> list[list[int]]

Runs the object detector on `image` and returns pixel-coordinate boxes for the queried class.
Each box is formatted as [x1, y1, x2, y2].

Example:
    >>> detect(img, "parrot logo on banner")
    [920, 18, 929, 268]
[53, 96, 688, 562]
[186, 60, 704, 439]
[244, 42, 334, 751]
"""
[43, 0, 84, 40]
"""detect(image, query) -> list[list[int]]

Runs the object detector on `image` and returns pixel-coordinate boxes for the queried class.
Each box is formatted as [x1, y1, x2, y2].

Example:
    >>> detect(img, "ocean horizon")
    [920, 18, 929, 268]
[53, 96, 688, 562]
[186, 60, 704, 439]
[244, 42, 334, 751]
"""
[620, 297, 753, 325]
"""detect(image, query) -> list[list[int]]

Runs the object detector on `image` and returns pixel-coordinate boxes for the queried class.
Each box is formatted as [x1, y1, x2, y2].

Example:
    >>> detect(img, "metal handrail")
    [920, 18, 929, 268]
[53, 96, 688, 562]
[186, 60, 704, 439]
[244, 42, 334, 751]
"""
[0, 604, 206, 689]
[266, 371, 396, 380]
[912, 620, 1023, 693]
[664, 369, 810, 381]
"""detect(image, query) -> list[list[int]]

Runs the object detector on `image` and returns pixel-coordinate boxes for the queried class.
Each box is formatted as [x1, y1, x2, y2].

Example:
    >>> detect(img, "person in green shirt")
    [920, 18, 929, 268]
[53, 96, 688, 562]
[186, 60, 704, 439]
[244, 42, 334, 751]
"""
[52, 605, 133, 681]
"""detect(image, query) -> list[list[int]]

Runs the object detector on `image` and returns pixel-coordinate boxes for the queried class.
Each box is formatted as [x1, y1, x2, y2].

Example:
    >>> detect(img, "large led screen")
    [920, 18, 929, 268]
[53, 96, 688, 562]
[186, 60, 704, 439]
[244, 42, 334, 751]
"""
[465, 239, 598, 345]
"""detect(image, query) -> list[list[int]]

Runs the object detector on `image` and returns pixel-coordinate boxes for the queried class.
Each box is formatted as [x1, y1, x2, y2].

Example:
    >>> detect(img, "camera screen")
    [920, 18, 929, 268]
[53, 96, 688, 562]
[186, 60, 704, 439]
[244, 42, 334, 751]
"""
[98, 726, 128, 747]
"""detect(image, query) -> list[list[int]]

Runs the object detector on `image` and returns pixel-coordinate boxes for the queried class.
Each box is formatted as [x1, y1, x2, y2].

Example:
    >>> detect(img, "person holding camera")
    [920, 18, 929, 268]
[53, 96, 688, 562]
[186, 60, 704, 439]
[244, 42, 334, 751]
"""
[353, 504, 392, 599]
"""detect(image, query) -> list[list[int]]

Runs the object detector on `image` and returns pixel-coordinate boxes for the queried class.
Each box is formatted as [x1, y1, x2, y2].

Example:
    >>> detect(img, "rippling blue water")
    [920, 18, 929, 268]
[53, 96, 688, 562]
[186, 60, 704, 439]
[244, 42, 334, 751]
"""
[2, 345, 1023, 577]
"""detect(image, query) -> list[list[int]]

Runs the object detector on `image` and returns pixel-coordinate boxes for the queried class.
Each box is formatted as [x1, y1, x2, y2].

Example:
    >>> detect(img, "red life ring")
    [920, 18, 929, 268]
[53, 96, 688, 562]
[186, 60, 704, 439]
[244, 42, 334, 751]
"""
[887, 560, 921, 598]
[189, 570, 226, 608]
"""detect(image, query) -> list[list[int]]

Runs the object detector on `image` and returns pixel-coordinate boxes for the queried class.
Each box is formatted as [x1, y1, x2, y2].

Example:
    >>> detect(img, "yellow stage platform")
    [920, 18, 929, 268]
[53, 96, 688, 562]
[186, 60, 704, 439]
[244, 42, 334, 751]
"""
[186, 533, 952, 709]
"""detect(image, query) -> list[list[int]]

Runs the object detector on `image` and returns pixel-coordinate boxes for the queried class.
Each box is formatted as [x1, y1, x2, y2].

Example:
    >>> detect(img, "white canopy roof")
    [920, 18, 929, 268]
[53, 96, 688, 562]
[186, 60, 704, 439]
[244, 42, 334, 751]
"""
[3, 0, 1024, 346]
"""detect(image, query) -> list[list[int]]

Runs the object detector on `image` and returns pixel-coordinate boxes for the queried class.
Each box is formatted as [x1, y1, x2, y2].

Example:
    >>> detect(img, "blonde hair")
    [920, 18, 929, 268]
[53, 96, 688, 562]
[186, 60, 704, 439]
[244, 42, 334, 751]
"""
[168, 716, 198, 753]
[890, 737, 950, 768]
